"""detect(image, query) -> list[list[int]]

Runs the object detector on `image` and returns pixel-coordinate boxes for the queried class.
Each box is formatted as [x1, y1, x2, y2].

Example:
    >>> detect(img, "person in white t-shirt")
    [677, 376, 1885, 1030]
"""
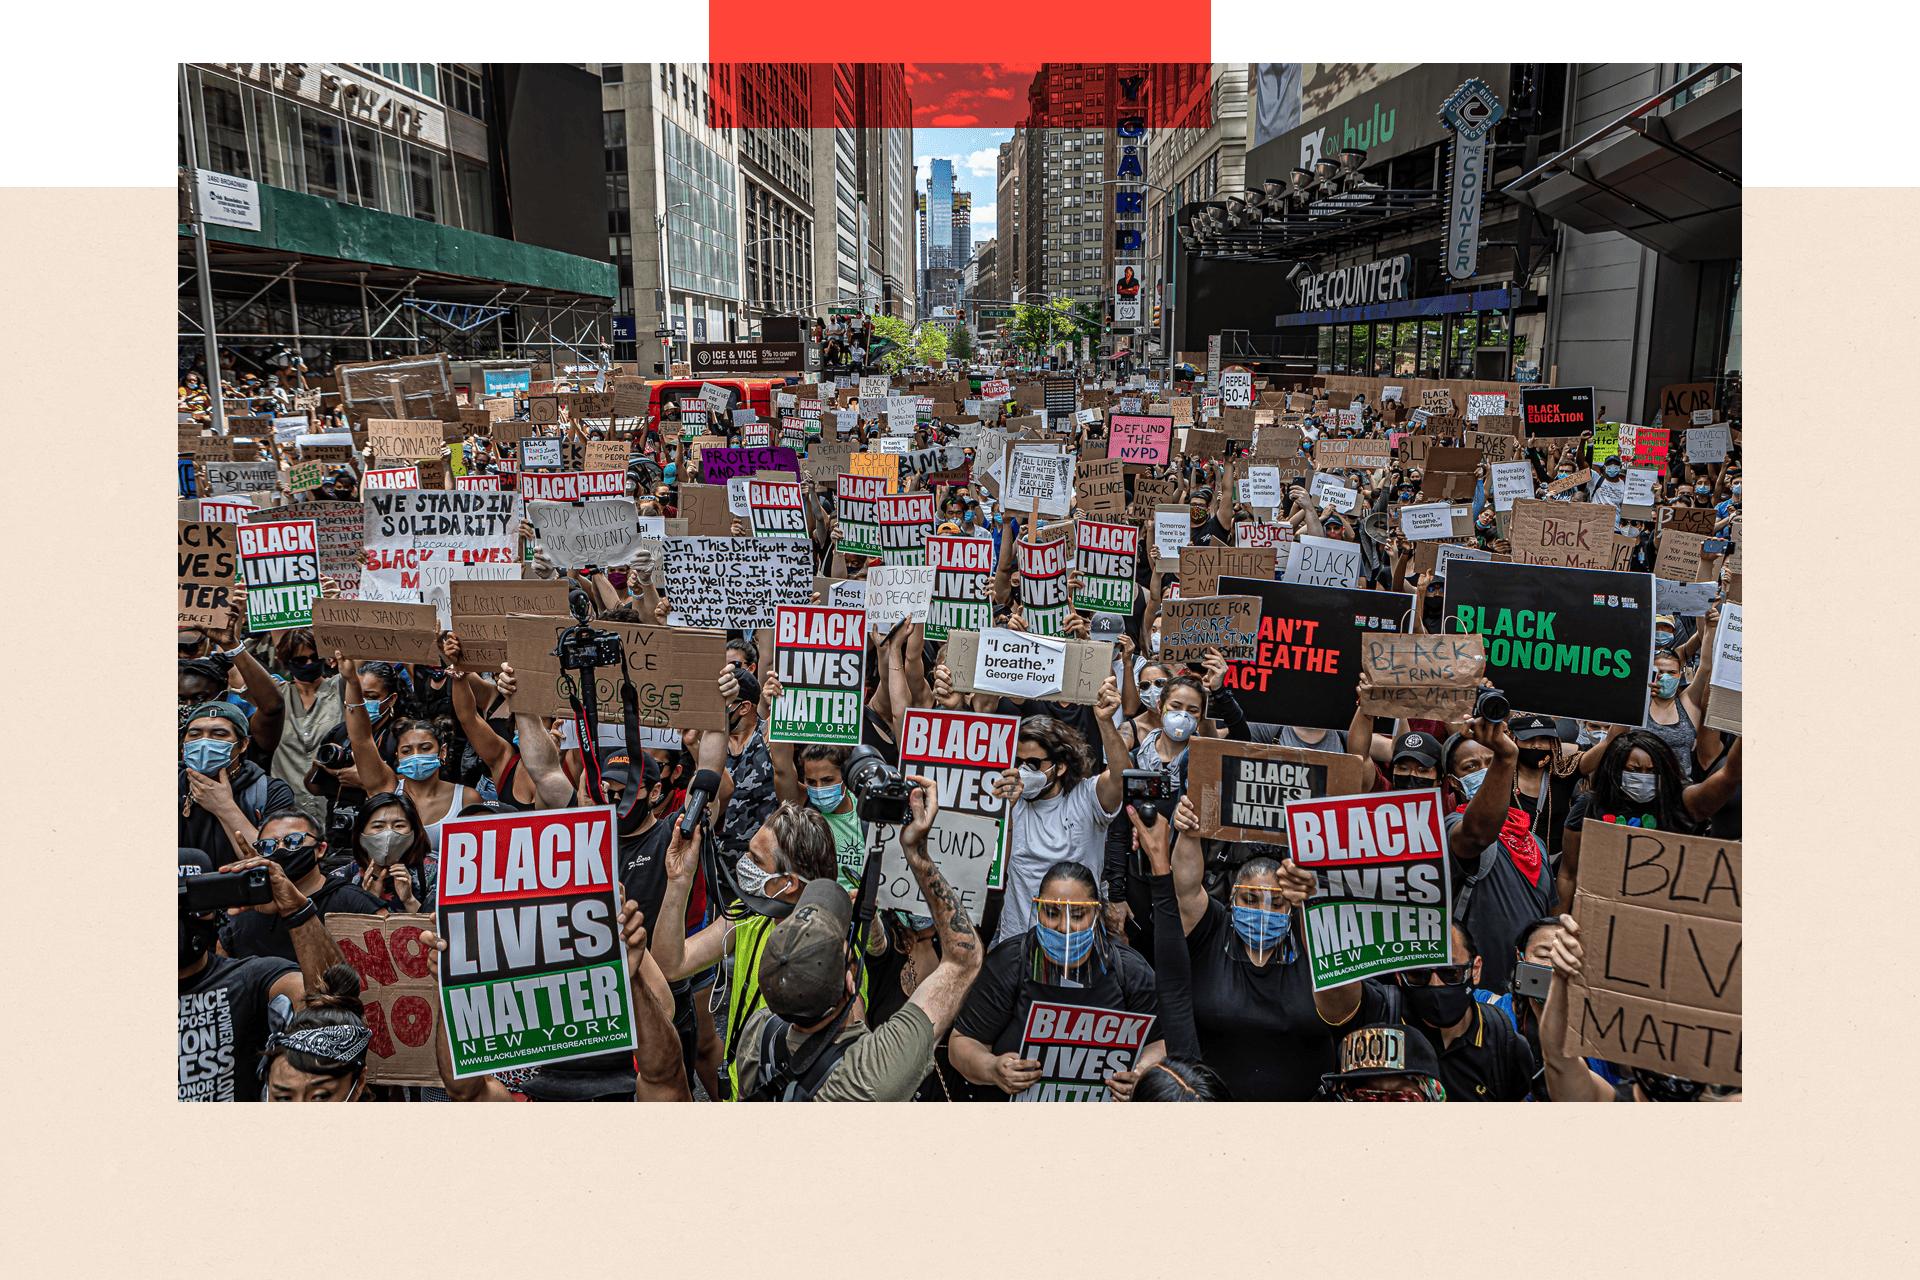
[986, 678, 1127, 946]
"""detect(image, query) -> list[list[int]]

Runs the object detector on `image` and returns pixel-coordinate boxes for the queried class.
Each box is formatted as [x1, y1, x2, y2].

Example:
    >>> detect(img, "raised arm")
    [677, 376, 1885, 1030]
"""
[493, 663, 581, 810]
[1683, 733, 1742, 823]
[335, 655, 398, 794]
[1091, 675, 1128, 814]
[1165, 794, 1210, 936]
[229, 645, 285, 754]
[760, 671, 802, 807]
[1536, 915, 1619, 1101]
[1449, 717, 1519, 855]
[648, 819, 733, 982]
[989, 514, 1019, 607]
[617, 900, 693, 1101]
[897, 775, 983, 1037]
[444, 636, 515, 781]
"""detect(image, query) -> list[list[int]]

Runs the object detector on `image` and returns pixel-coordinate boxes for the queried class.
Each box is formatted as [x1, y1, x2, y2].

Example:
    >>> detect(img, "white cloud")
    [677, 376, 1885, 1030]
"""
[915, 155, 932, 190]
[963, 148, 999, 180]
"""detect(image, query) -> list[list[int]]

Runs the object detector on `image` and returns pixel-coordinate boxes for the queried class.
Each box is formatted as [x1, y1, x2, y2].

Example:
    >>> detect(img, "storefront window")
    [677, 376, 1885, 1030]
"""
[1393, 321, 1419, 376]
[1317, 326, 1334, 373]
[1448, 315, 1478, 378]
[1417, 319, 1443, 378]
[197, 71, 251, 178]
[1331, 325, 1350, 373]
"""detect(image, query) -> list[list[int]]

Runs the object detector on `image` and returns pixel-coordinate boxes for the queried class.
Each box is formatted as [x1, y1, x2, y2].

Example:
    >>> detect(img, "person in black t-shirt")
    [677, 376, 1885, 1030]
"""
[178, 849, 346, 1101]
[1183, 483, 1234, 547]
[220, 810, 388, 964]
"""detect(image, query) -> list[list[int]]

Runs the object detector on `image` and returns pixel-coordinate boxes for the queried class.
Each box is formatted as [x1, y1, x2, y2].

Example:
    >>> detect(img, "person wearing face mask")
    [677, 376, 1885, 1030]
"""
[258, 964, 375, 1102]
[1499, 713, 1579, 856]
[1132, 672, 1210, 801]
[179, 849, 344, 1102]
[1638, 647, 1708, 778]
[220, 810, 387, 964]
[338, 656, 474, 858]
[1121, 661, 1173, 751]
[348, 793, 434, 913]
[950, 861, 1165, 1101]
[266, 629, 345, 831]
[1587, 453, 1627, 506]
[180, 702, 296, 866]
[765, 739, 866, 891]
[985, 681, 1129, 948]
[306, 660, 409, 833]
[1534, 913, 1740, 1102]
[1556, 729, 1742, 917]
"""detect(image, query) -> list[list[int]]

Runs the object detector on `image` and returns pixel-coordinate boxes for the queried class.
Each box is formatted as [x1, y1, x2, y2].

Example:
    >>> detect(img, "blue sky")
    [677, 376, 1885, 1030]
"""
[914, 127, 1013, 246]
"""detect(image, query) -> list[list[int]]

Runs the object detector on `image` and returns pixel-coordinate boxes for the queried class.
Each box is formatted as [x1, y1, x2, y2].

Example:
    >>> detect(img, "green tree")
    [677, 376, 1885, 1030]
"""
[1009, 298, 1102, 359]
[950, 325, 975, 363]
[870, 314, 950, 373]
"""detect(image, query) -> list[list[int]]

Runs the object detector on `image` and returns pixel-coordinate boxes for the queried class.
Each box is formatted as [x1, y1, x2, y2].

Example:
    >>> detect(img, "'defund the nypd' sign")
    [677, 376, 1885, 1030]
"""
[1295, 255, 1414, 311]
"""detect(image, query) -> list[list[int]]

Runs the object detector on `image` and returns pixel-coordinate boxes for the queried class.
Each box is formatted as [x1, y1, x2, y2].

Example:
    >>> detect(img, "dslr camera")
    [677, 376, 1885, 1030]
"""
[313, 740, 350, 771]
[1473, 686, 1510, 723]
[845, 744, 914, 826]
[554, 625, 624, 671]
[180, 864, 273, 913]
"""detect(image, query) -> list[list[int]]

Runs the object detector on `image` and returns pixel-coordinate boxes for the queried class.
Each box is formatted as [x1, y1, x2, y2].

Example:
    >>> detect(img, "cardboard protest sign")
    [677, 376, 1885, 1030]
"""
[803, 440, 858, 482]
[1506, 499, 1625, 571]
[1015, 536, 1072, 635]
[1180, 546, 1276, 599]
[899, 708, 1018, 892]
[527, 395, 560, 425]
[1658, 382, 1717, 432]
[310, 598, 441, 666]
[434, 806, 637, 1079]
[322, 914, 441, 1086]
[1654, 529, 1710, 582]
[701, 446, 798, 485]
[662, 536, 812, 630]
[1158, 595, 1260, 663]
[1287, 789, 1452, 990]
[1075, 456, 1126, 515]
[847, 450, 899, 493]
[1566, 822, 1742, 1086]
[1012, 1001, 1156, 1102]
[864, 565, 937, 636]
[877, 493, 936, 567]
[834, 473, 886, 557]
[944, 629, 1114, 704]
[1489, 460, 1535, 512]
[366, 419, 444, 460]
[521, 499, 643, 570]
[1685, 424, 1731, 464]
[1188, 738, 1373, 843]
[1355, 634, 1487, 719]
[178, 521, 238, 628]
[448, 579, 571, 674]
[1235, 522, 1294, 549]
[239, 519, 322, 631]
[504, 617, 730, 729]
[747, 479, 806, 539]
[1106, 414, 1173, 465]
[926, 535, 994, 640]
[1131, 476, 1182, 515]
[1442, 560, 1653, 725]
[1214, 577, 1408, 730]
[1072, 520, 1138, 614]
[769, 606, 867, 745]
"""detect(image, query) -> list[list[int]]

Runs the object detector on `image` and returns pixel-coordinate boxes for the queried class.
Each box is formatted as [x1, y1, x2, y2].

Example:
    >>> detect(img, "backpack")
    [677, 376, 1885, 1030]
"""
[740, 1013, 859, 1102]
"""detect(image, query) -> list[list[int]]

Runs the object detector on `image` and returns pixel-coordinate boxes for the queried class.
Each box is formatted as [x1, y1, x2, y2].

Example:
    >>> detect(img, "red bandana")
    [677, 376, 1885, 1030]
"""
[1454, 801, 1543, 885]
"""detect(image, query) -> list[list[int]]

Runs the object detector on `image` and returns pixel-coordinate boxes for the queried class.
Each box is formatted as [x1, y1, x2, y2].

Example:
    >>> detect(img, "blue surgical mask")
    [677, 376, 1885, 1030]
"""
[807, 783, 844, 812]
[904, 913, 934, 931]
[395, 753, 441, 781]
[1730, 483, 1741, 496]
[1160, 710, 1197, 743]
[1035, 921, 1096, 966]
[182, 738, 234, 776]
[1231, 905, 1292, 952]
[1653, 673, 1681, 699]
[363, 697, 388, 720]
[1455, 767, 1488, 802]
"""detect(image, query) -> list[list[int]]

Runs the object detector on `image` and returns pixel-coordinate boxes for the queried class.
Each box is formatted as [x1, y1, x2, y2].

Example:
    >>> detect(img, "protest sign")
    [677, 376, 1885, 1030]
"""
[366, 419, 443, 461]
[944, 629, 1113, 705]
[1400, 502, 1457, 541]
[1490, 460, 1535, 512]
[1007, 449, 1076, 519]
[835, 473, 886, 556]
[1288, 789, 1452, 990]
[288, 460, 326, 493]
[178, 521, 237, 628]
[1544, 469, 1591, 498]
[1627, 426, 1670, 466]
[743, 423, 771, 448]
[747, 479, 806, 539]
[519, 436, 565, 470]
[877, 436, 910, 455]
[522, 497, 644, 570]
[434, 806, 636, 1079]
[848, 450, 899, 493]
[527, 395, 560, 425]
[1245, 466, 1284, 510]
[803, 440, 858, 483]
[362, 466, 422, 490]
[1711, 602, 1743, 693]
[505, 617, 731, 729]
[701, 446, 799, 485]
[1188, 738, 1373, 843]
[662, 536, 812, 630]
[1442, 560, 1653, 725]
[198, 497, 257, 524]
[1655, 529, 1710, 582]
[878, 493, 936, 566]
[1158, 595, 1260, 663]
[581, 441, 629, 473]
[1015, 536, 1072, 635]
[926, 535, 994, 640]
[239, 519, 321, 631]
[1421, 389, 1453, 416]
[769, 606, 867, 746]
[1106, 414, 1173, 465]
[1131, 476, 1182, 514]
[1283, 535, 1360, 589]
[1220, 370, 1254, 409]
[1355, 634, 1487, 719]
[1657, 382, 1717, 432]
[671, 482, 730, 537]
[1566, 822, 1742, 1086]
[823, 578, 865, 609]
[448, 579, 571, 674]
[864, 565, 937, 636]
[1012, 1001, 1156, 1102]
[455, 474, 501, 493]
[205, 461, 282, 496]
[310, 598, 441, 665]
[1075, 456, 1127, 515]
[321, 913, 441, 1086]
[1434, 543, 1493, 578]
[1180, 546, 1277, 599]
[1152, 505, 1192, 569]
[1685, 424, 1732, 464]
[899, 707, 1019, 892]
[518, 470, 625, 503]
[1214, 577, 1408, 729]
[1506, 499, 1627, 571]
[1235, 522, 1293, 549]
[1521, 386, 1596, 436]
[1466, 392, 1508, 422]
[1071, 520, 1138, 614]
[872, 811, 997, 924]
[1653, 578, 1719, 618]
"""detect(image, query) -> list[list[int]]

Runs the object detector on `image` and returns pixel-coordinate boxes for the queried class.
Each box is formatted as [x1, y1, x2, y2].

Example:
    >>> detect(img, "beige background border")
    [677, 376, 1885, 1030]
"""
[0, 175, 1903, 1270]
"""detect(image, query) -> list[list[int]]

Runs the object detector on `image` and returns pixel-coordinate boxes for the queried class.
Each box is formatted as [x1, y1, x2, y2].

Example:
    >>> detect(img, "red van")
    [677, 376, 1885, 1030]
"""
[643, 378, 782, 432]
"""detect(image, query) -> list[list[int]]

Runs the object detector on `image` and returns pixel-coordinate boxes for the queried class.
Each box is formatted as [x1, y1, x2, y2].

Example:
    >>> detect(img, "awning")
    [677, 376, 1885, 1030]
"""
[1276, 288, 1523, 328]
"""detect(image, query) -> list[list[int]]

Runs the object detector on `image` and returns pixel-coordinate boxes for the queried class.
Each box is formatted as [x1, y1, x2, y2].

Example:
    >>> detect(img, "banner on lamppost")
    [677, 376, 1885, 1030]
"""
[1439, 79, 1504, 283]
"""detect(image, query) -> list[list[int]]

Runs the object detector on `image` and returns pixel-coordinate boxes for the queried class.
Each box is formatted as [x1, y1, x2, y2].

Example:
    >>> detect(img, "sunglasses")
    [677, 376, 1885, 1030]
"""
[253, 834, 316, 853]
[1340, 1085, 1429, 1102]
[1395, 964, 1473, 986]
[1014, 755, 1054, 770]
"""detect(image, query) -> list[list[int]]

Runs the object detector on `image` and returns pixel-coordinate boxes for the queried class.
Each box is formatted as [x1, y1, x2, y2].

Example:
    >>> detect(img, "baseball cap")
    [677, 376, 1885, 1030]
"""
[1319, 1024, 1443, 1088]
[758, 879, 855, 1024]
[1508, 713, 1560, 742]
[1390, 731, 1442, 769]
[1189, 486, 1213, 503]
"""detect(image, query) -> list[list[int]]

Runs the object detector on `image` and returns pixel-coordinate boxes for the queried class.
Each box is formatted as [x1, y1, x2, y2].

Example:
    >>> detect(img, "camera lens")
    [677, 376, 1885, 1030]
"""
[1477, 690, 1510, 722]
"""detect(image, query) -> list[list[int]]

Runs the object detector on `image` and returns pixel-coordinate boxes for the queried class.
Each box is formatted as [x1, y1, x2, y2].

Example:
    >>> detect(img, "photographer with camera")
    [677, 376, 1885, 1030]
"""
[734, 772, 983, 1101]
[181, 701, 295, 866]
[716, 655, 780, 869]
[179, 847, 349, 1101]
[220, 809, 388, 963]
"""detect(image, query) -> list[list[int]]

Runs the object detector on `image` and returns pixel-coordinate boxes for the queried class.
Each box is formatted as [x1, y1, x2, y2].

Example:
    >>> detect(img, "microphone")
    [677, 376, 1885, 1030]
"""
[678, 768, 722, 836]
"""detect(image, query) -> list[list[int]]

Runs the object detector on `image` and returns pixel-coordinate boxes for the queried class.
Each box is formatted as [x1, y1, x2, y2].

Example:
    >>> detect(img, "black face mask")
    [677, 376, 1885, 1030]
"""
[1391, 772, 1432, 791]
[180, 913, 221, 968]
[263, 839, 319, 884]
[289, 658, 326, 682]
[1517, 748, 1552, 770]
[1403, 980, 1475, 1027]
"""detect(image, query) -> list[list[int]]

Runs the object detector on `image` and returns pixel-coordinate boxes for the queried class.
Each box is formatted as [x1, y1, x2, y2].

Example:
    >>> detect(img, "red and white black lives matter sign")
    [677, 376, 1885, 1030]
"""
[899, 707, 1016, 888]
[1284, 789, 1453, 990]
[1015, 537, 1070, 635]
[1013, 1001, 1156, 1102]
[518, 470, 626, 502]
[748, 479, 805, 537]
[877, 493, 936, 565]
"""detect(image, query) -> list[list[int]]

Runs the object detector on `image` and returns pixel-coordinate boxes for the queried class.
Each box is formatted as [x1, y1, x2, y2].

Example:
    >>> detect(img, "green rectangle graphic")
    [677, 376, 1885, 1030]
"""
[441, 960, 636, 1078]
